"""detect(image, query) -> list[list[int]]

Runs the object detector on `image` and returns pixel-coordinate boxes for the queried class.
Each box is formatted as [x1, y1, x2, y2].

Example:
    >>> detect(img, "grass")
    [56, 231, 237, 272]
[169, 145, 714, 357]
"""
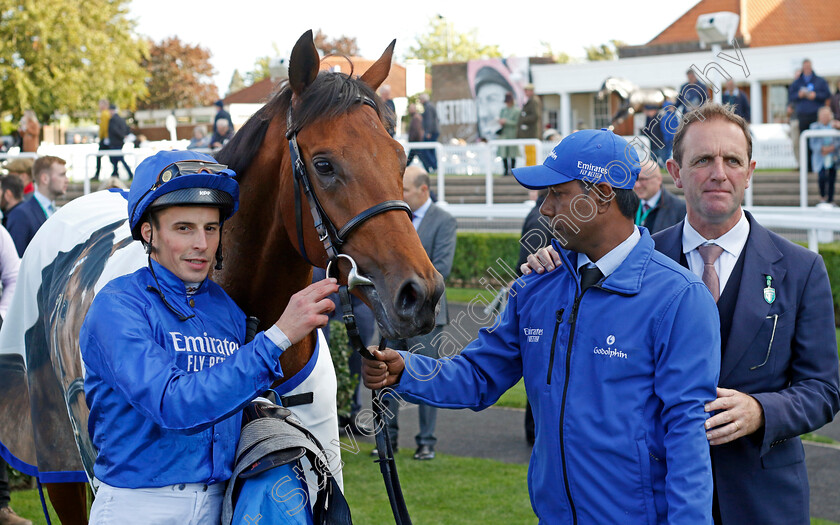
[445, 286, 490, 305]
[8, 487, 59, 525]
[802, 432, 840, 445]
[341, 441, 536, 524]
[496, 378, 527, 409]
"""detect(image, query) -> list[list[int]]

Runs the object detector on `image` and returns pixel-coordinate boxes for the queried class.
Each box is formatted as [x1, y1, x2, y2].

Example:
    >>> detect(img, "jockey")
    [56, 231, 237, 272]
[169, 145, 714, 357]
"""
[80, 150, 337, 524]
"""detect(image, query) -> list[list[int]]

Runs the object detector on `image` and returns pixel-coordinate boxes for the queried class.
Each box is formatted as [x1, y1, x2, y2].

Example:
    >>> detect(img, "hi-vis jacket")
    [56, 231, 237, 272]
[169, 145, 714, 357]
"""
[81, 260, 286, 489]
[395, 229, 721, 524]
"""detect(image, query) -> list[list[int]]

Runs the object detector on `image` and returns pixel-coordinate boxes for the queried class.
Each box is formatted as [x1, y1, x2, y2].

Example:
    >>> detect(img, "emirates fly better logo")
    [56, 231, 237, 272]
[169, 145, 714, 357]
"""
[594, 334, 627, 359]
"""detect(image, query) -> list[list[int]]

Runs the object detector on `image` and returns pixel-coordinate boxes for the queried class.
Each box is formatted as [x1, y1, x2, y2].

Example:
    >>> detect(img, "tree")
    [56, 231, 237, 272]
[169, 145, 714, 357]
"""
[313, 29, 359, 56]
[584, 40, 627, 61]
[0, 0, 148, 121]
[540, 42, 574, 64]
[227, 69, 245, 95]
[139, 37, 219, 110]
[407, 17, 502, 65]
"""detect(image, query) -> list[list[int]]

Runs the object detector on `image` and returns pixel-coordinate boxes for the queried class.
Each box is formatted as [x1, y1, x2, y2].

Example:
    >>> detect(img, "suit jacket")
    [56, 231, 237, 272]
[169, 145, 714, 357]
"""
[5, 197, 47, 257]
[654, 212, 840, 525]
[643, 188, 686, 235]
[416, 203, 457, 326]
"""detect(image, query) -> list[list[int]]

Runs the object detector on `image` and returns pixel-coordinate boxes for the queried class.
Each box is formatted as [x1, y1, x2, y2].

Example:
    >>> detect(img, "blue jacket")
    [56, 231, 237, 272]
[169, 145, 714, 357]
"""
[81, 260, 286, 488]
[808, 121, 840, 172]
[5, 197, 47, 256]
[788, 73, 830, 116]
[394, 229, 720, 524]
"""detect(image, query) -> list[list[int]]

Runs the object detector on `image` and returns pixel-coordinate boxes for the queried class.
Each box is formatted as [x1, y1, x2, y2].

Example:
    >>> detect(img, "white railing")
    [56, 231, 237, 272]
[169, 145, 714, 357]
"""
[799, 128, 840, 207]
[438, 203, 840, 254]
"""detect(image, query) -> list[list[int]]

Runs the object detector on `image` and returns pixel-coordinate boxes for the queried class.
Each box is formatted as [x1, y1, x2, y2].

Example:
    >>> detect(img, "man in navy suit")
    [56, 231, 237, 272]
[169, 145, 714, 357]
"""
[6, 155, 67, 256]
[522, 103, 840, 524]
[657, 103, 839, 524]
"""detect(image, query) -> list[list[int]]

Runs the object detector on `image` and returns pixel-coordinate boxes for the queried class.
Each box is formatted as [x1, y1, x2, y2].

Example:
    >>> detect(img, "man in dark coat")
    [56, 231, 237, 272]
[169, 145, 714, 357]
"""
[789, 59, 831, 172]
[656, 103, 839, 525]
[419, 93, 439, 172]
[633, 158, 686, 234]
[107, 105, 133, 179]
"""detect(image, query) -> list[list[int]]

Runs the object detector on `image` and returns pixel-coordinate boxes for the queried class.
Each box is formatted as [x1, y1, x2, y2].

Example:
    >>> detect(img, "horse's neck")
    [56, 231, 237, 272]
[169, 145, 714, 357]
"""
[215, 134, 318, 379]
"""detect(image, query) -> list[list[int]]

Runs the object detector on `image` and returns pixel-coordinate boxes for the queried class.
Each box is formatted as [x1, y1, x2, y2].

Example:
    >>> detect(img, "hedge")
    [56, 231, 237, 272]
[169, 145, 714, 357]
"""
[449, 233, 840, 326]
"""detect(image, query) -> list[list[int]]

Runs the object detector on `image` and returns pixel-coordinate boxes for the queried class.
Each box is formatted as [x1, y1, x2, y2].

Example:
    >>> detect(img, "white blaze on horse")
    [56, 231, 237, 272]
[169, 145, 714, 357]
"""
[0, 30, 443, 524]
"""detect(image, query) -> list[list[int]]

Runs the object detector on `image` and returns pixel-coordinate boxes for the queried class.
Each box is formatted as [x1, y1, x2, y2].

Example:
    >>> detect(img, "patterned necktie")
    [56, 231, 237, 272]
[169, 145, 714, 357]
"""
[642, 202, 651, 213]
[579, 263, 603, 292]
[697, 244, 724, 302]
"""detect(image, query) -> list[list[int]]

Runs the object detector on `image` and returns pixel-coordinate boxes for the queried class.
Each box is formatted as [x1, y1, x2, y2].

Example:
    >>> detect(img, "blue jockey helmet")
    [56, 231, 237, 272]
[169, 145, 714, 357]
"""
[128, 150, 239, 241]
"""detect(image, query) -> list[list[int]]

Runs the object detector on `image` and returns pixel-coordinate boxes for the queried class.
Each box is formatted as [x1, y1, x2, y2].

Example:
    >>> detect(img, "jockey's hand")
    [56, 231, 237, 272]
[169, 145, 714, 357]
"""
[362, 348, 405, 390]
[275, 278, 338, 344]
[520, 246, 562, 276]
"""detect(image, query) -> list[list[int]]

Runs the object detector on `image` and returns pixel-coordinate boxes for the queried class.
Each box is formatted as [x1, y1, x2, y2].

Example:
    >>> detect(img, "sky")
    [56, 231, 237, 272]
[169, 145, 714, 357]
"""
[130, 0, 702, 93]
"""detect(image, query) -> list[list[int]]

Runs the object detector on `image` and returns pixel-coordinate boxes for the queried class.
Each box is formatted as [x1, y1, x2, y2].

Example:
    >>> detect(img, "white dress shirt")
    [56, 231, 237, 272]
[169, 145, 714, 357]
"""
[577, 227, 641, 278]
[682, 211, 750, 297]
[412, 197, 432, 231]
[33, 189, 56, 217]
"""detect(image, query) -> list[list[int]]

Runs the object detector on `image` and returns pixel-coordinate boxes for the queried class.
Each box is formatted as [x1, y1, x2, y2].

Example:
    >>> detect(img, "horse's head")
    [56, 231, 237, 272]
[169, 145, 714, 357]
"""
[598, 77, 636, 101]
[219, 31, 443, 340]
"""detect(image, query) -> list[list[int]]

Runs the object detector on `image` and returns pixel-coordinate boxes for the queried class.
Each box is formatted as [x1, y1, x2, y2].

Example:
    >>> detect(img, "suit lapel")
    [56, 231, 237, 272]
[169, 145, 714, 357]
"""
[652, 220, 683, 262]
[416, 203, 435, 247]
[719, 214, 785, 383]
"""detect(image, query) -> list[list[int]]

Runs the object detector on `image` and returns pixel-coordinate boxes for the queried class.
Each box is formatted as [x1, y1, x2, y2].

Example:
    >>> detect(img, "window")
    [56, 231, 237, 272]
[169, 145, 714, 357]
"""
[593, 94, 611, 129]
[767, 85, 789, 124]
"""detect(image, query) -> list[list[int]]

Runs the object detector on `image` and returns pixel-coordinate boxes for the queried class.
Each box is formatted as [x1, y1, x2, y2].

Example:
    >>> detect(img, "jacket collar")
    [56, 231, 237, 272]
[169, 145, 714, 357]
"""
[552, 227, 655, 296]
[147, 258, 208, 298]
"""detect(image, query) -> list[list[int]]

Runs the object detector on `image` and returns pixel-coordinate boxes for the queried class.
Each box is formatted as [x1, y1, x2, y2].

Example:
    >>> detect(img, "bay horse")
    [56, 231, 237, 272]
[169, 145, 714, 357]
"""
[598, 77, 679, 127]
[0, 30, 443, 524]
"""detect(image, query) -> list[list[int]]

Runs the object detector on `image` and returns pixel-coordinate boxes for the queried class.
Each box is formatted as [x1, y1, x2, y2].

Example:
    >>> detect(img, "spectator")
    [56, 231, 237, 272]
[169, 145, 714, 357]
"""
[676, 69, 709, 113]
[188, 125, 211, 150]
[366, 129, 720, 523]
[213, 99, 232, 138]
[789, 59, 830, 172]
[498, 92, 520, 175]
[374, 166, 457, 460]
[660, 101, 680, 162]
[419, 93, 439, 172]
[809, 106, 840, 205]
[165, 111, 178, 142]
[0, 223, 24, 525]
[379, 85, 396, 137]
[722, 79, 751, 122]
[405, 104, 431, 172]
[642, 104, 667, 166]
[3, 158, 34, 200]
[210, 119, 234, 150]
[5, 156, 67, 256]
[81, 150, 337, 523]
[0, 175, 24, 226]
[92, 99, 111, 182]
[107, 104, 134, 180]
[830, 79, 840, 121]
[517, 83, 542, 168]
[18, 110, 40, 153]
[633, 158, 686, 234]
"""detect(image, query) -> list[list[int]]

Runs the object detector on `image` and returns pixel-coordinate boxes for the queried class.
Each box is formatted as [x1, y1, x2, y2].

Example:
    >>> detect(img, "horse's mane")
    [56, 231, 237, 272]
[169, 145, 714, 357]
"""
[217, 70, 386, 179]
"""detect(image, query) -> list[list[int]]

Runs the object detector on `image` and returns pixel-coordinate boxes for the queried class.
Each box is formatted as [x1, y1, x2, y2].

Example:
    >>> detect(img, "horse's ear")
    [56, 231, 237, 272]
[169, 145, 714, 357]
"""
[360, 39, 396, 91]
[289, 30, 320, 97]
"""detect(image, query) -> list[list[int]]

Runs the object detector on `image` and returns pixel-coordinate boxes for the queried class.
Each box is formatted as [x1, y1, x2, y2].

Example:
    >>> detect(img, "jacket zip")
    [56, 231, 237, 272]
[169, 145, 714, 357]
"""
[545, 308, 564, 384]
[558, 292, 583, 524]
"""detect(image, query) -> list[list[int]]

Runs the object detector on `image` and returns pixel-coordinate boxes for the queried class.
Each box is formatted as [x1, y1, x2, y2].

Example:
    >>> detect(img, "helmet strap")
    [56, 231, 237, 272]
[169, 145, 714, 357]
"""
[214, 224, 224, 271]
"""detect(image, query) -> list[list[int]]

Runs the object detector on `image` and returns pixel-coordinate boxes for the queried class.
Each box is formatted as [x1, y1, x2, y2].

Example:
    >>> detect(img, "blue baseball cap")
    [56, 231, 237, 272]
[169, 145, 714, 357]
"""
[513, 129, 641, 190]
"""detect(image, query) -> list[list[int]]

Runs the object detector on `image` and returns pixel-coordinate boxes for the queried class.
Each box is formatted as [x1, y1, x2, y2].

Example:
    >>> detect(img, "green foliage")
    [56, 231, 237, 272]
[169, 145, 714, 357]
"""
[342, 442, 535, 523]
[448, 232, 521, 288]
[0, 0, 148, 120]
[227, 69, 245, 96]
[4, 463, 34, 490]
[407, 17, 502, 66]
[584, 40, 626, 62]
[819, 243, 840, 325]
[327, 320, 359, 418]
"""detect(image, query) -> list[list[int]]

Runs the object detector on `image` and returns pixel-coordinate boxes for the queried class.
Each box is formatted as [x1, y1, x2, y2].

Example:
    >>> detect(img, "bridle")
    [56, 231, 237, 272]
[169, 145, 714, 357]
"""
[286, 95, 413, 525]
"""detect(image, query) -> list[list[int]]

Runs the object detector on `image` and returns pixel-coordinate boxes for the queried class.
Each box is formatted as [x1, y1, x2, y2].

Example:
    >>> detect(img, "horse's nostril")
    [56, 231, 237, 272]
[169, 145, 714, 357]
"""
[397, 279, 422, 315]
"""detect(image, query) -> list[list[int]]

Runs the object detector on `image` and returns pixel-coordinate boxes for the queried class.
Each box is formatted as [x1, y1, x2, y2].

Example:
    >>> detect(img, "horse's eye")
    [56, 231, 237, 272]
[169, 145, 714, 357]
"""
[313, 159, 334, 176]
